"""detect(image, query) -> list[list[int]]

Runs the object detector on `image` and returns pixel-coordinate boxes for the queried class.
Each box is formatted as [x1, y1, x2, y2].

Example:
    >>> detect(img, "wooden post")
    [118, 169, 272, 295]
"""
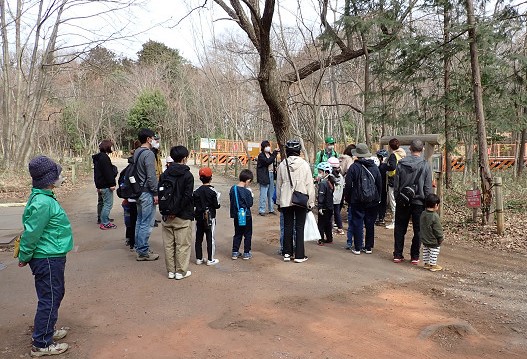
[437, 172, 444, 220]
[494, 177, 504, 235]
[472, 180, 478, 222]
[71, 163, 76, 185]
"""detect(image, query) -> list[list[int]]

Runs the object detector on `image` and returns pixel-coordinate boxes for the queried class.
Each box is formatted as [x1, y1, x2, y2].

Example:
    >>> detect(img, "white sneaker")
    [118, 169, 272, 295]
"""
[52, 327, 69, 341]
[196, 259, 204, 265]
[206, 259, 219, 266]
[168, 272, 175, 279]
[31, 343, 69, 357]
[283, 254, 291, 262]
[351, 250, 361, 255]
[175, 271, 192, 280]
[386, 223, 395, 230]
[294, 256, 308, 263]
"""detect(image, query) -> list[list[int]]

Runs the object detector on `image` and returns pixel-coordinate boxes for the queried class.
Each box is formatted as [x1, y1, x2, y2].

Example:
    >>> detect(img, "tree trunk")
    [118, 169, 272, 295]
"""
[465, 0, 493, 225]
[443, 1, 453, 189]
[362, 32, 371, 148]
[517, 129, 526, 177]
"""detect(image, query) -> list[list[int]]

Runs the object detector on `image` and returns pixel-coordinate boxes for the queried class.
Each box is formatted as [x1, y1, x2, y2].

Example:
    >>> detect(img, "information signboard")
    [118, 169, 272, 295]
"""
[200, 138, 216, 150]
[466, 189, 481, 208]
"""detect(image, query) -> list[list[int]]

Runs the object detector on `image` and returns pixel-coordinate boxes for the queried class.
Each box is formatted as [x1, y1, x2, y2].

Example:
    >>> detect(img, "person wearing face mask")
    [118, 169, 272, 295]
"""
[313, 136, 339, 178]
[256, 140, 279, 216]
[18, 156, 74, 357]
[93, 139, 118, 230]
[151, 135, 163, 178]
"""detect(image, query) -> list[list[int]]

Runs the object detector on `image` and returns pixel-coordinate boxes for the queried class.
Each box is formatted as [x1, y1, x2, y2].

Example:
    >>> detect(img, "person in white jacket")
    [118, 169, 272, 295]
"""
[328, 157, 345, 235]
[276, 140, 315, 263]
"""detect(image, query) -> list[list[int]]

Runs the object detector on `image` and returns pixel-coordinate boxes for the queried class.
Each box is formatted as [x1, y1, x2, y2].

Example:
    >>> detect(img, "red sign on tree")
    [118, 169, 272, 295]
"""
[466, 190, 481, 208]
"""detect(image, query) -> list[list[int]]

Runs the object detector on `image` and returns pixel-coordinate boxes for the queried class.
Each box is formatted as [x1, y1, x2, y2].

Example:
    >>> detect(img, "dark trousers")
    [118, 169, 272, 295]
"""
[282, 206, 307, 259]
[196, 218, 215, 261]
[318, 209, 333, 243]
[393, 202, 424, 260]
[29, 257, 66, 348]
[378, 190, 387, 221]
[125, 202, 138, 249]
[232, 216, 252, 253]
[333, 204, 343, 229]
[349, 204, 378, 251]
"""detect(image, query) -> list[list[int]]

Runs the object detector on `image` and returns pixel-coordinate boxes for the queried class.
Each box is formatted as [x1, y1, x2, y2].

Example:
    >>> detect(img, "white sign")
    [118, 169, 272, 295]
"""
[200, 138, 216, 150]
[247, 142, 260, 150]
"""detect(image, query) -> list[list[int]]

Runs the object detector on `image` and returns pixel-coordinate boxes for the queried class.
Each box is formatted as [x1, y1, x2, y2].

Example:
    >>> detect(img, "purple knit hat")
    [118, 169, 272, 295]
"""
[28, 156, 62, 189]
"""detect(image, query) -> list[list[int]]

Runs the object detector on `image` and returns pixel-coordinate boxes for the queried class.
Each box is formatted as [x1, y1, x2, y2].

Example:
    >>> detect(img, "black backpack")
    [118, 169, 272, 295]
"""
[158, 174, 182, 216]
[357, 164, 379, 203]
[116, 149, 147, 199]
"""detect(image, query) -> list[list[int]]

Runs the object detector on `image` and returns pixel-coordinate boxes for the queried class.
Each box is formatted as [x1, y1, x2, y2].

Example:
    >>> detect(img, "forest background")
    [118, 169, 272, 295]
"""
[1, 0, 527, 247]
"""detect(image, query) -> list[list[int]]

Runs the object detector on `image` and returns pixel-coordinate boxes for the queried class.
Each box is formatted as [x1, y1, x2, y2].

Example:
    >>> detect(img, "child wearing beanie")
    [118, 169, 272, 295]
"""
[18, 155, 73, 356]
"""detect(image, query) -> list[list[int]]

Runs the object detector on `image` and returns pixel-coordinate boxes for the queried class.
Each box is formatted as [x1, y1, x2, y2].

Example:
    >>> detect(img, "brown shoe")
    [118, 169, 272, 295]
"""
[136, 253, 159, 261]
[429, 264, 443, 272]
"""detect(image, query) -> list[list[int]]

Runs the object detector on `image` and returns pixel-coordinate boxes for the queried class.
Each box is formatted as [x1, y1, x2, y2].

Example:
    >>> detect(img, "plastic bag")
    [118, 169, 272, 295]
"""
[304, 211, 321, 242]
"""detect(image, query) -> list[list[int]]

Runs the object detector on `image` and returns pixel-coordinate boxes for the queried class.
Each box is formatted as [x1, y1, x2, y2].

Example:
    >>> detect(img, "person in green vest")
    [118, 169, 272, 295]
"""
[313, 136, 339, 177]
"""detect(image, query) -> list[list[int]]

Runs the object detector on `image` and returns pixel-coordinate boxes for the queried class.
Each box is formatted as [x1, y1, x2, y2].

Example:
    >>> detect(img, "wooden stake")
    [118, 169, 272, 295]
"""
[494, 177, 504, 235]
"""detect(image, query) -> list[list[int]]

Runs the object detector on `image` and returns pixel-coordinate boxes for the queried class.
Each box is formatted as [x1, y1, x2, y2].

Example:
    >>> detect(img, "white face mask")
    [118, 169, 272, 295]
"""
[327, 145, 334, 151]
[264, 146, 271, 153]
[54, 174, 65, 187]
[151, 139, 160, 149]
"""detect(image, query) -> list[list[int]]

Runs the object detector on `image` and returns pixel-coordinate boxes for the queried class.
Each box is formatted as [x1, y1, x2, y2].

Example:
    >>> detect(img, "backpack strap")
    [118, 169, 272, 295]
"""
[233, 185, 241, 210]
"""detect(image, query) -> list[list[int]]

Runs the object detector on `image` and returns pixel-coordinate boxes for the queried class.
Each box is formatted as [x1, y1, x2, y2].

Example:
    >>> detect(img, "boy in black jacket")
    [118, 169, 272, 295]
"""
[159, 146, 194, 280]
[193, 167, 221, 266]
[316, 162, 335, 245]
[229, 169, 254, 260]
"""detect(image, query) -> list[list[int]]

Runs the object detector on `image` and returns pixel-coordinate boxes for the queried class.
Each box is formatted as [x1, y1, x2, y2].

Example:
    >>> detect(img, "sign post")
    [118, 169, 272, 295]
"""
[466, 183, 481, 223]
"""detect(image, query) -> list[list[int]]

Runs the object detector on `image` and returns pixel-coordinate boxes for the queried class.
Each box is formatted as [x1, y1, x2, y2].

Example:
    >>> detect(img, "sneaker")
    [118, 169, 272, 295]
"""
[31, 343, 69, 357]
[207, 259, 219, 266]
[168, 272, 175, 279]
[335, 229, 345, 235]
[393, 257, 404, 263]
[99, 223, 117, 230]
[175, 271, 192, 280]
[294, 256, 308, 263]
[136, 253, 159, 261]
[258, 212, 266, 216]
[345, 245, 351, 250]
[317, 240, 325, 246]
[386, 223, 395, 230]
[375, 220, 386, 226]
[423, 263, 431, 269]
[429, 264, 443, 272]
[411, 259, 419, 265]
[196, 259, 204, 265]
[52, 327, 68, 341]
[268, 211, 277, 215]
[242, 252, 252, 260]
[351, 250, 361, 255]
[365, 249, 372, 254]
[283, 254, 291, 262]
[231, 252, 240, 260]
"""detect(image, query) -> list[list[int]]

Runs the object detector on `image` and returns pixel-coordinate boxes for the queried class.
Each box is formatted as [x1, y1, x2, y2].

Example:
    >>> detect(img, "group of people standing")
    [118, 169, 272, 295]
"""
[16, 131, 444, 357]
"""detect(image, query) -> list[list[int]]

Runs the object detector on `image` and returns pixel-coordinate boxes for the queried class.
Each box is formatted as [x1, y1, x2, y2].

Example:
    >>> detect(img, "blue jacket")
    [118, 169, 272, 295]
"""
[229, 185, 253, 218]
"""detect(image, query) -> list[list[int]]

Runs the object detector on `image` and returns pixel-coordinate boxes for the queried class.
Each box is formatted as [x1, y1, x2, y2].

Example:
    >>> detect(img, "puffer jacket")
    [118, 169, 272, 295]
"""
[276, 156, 315, 209]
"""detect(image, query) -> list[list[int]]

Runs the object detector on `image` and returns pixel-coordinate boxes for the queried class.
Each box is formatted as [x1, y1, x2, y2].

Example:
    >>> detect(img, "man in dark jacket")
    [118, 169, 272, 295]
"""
[393, 139, 433, 264]
[159, 145, 194, 280]
[92, 139, 118, 229]
[344, 143, 382, 255]
[256, 140, 279, 216]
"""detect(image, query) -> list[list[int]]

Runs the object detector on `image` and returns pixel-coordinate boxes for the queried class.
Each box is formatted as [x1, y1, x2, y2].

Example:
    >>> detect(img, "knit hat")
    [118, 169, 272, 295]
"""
[199, 167, 213, 177]
[28, 156, 62, 189]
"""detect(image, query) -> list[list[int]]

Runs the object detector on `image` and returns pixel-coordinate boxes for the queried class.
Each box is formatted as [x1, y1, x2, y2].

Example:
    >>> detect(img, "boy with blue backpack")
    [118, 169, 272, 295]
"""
[229, 169, 254, 260]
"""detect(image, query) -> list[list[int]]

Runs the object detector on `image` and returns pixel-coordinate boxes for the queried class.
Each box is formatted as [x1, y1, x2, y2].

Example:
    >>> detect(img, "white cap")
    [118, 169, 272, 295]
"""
[327, 157, 340, 168]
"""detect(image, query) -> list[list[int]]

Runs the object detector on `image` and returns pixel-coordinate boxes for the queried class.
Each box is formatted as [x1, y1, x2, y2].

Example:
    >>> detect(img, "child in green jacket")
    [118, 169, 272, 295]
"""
[18, 156, 74, 357]
[420, 193, 444, 272]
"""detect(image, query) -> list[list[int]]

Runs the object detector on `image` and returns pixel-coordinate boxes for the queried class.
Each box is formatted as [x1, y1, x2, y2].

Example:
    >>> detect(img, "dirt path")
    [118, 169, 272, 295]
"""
[1, 162, 526, 358]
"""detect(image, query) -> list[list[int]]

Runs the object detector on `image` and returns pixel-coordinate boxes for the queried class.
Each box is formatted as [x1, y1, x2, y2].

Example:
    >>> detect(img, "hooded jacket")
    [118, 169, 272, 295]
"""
[394, 154, 433, 206]
[386, 147, 407, 187]
[256, 150, 278, 185]
[158, 163, 194, 220]
[92, 152, 117, 189]
[276, 156, 316, 208]
[344, 158, 382, 207]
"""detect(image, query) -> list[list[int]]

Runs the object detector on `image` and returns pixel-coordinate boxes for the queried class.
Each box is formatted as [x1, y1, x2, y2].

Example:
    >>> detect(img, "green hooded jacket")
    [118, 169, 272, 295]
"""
[18, 188, 74, 263]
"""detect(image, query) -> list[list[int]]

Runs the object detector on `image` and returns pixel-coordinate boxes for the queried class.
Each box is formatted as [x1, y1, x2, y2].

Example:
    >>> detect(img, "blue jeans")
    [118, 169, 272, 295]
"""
[135, 192, 155, 256]
[100, 188, 114, 225]
[258, 173, 275, 214]
[349, 204, 378, 251]
[29, 257, 66, 348]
